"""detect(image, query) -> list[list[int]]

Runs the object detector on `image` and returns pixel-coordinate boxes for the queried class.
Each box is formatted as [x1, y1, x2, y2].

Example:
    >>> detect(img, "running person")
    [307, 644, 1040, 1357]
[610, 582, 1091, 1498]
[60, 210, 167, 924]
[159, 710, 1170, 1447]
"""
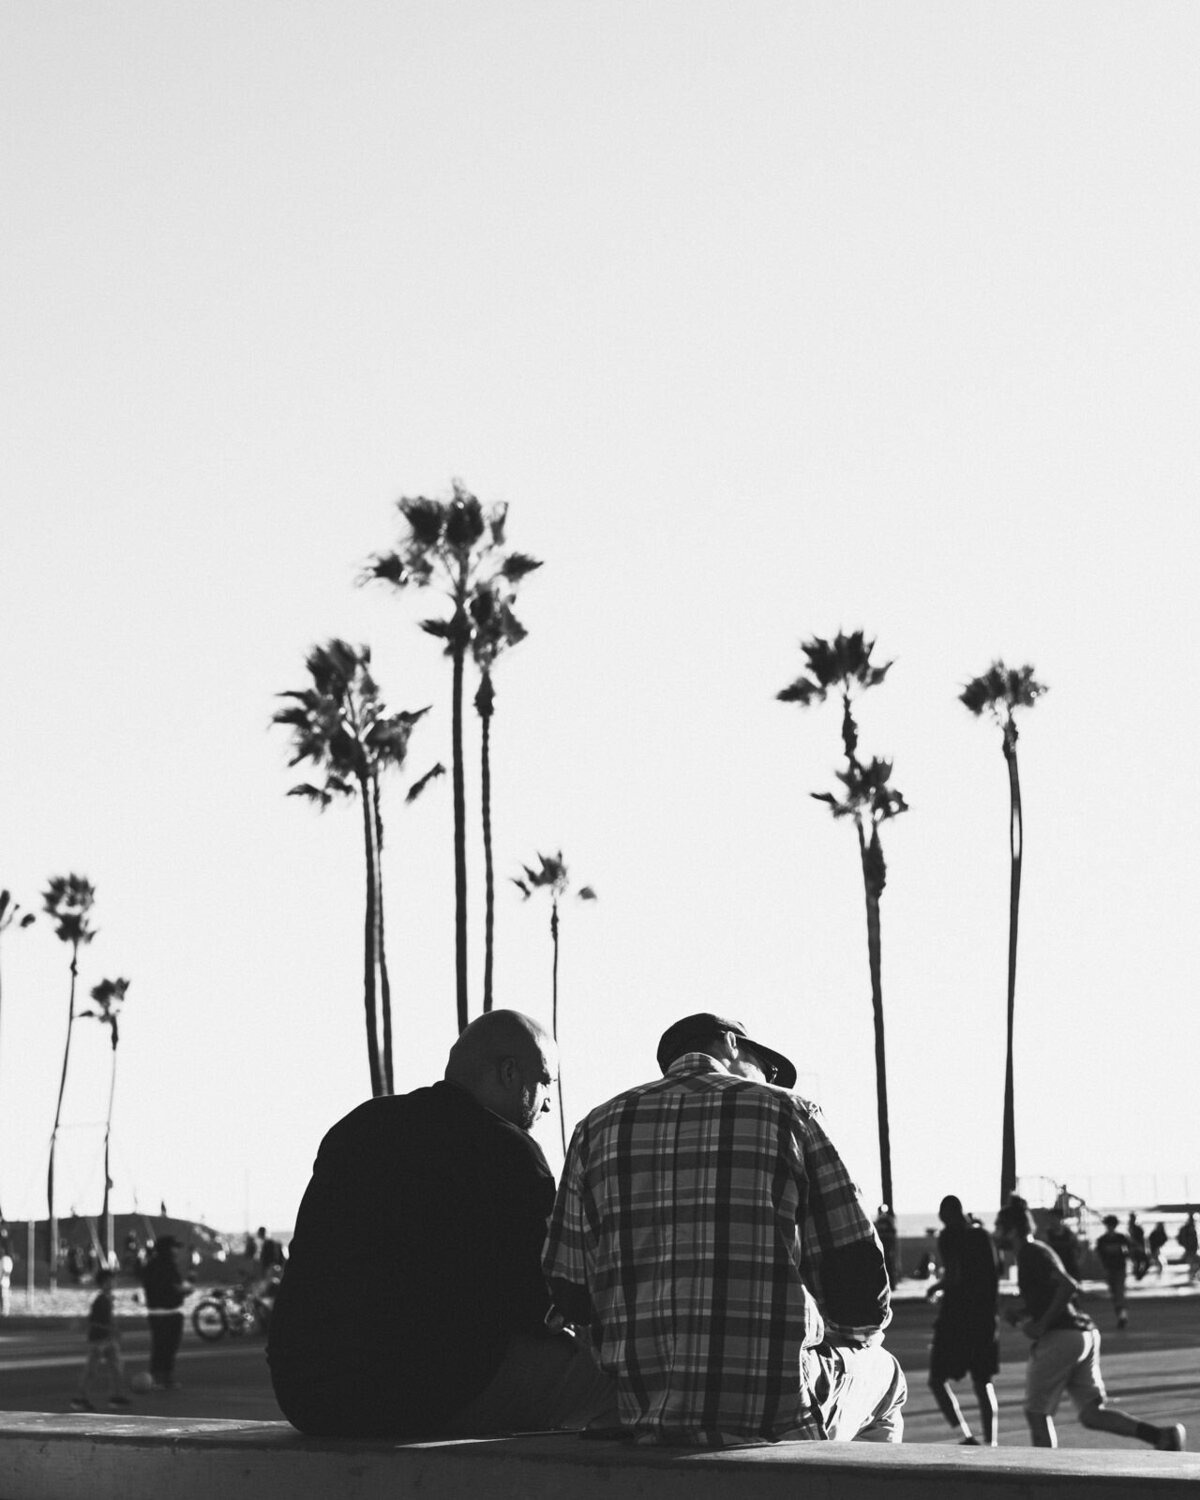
[925, 1195, 999, 1445]
[995, 1197, 1185, 1451]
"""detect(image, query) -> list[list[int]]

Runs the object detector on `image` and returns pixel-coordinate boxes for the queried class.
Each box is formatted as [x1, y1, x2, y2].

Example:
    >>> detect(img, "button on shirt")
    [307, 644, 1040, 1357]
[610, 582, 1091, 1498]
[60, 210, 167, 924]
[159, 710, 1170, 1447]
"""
[543, 1052, 891, 1446]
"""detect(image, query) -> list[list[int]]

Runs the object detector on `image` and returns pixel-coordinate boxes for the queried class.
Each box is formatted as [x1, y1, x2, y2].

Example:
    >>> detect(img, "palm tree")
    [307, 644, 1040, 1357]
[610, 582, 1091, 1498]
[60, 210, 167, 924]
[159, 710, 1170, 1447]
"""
[80, 977, 129, 1264]
[778, 632, 907, 1214]
[363, 481, 540, 1032]
[470, 575, 539, 1012]
[960, 661, 1047, 1207]
[43, 874, 97, 1289]
[0, 891, 35, 1221]
[512, 851, 596, 1155]
[273, 640, 442, 1096]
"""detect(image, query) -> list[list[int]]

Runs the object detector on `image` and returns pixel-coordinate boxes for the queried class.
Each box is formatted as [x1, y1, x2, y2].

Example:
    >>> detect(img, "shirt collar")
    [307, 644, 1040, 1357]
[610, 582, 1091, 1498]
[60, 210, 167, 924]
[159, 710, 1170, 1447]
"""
[665, 1050, 732, 1078]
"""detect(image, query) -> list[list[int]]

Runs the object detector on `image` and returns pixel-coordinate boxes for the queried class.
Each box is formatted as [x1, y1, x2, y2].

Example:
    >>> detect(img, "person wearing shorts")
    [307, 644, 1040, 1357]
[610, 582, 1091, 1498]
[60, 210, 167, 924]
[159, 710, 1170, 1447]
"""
[925, 1195, 999, 1445]
[995, 1196, 1185, 1451]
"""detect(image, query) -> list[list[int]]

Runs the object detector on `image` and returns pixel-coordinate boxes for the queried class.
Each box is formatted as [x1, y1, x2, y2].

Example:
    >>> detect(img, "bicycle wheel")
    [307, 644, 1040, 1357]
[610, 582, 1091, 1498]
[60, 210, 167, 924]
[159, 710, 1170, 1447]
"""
[191, 1298, 228, 1341]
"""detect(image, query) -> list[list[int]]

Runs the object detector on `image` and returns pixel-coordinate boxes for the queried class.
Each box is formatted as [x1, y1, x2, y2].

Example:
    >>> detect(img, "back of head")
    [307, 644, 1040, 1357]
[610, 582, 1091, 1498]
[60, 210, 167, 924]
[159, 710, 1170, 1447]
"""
[996, 1194, 1034, 1238]
[939, 1194, 964, 1225]
[445, 1010, 548, 1088]
[445, 1009, 555, 1129]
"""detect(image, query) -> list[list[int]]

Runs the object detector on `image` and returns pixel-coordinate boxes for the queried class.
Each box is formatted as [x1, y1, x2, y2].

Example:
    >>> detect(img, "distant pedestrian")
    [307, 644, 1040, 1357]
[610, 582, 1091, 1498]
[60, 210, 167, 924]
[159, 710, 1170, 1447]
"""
[925, 1195, 1000, 1446]
[0, 1222, 13, 1317]
[139, 1236, 190, 1390]
[1126, 1213, 1149, 1281]
[996, 1196, 1185, 1451]
[1178, 1214, 1199, 1281]
[1095, 1216, 1132, 1329]
[70, 1268, 132, 1411]
[1148, 1221, 1169, 1276]
[875, 1205, 899, 1288]
[1042, 1207, 1080, 1279]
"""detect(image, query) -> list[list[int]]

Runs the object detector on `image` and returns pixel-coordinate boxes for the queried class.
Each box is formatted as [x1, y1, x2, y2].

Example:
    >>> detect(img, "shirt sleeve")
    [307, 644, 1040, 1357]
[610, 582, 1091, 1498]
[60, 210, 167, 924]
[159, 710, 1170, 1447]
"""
[543, 1120, 590, 1311]
[795, 1106, 891, 1345]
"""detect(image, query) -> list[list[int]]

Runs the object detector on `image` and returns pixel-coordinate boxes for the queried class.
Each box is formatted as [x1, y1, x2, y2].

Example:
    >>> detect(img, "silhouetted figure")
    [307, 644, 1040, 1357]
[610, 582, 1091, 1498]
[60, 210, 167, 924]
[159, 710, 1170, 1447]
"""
[139, 1236, 189, 1389]
[1043, 1207, 1080, 1279]
[0, 1223, 13, 1317]
[71, 1267, 131, 1411]
[996, 1196, 1185, 1451]
[1178, 1213, 1199, 1281]
[1126, 1213, 1148, 1280]
[1095, 1216, 1132, 1328]
[925, 1195, 999, 1445]
[268, 1011, 611, 1439]
[1148, 1220, 1169, 1276]
[874, 1205, 899, 1288]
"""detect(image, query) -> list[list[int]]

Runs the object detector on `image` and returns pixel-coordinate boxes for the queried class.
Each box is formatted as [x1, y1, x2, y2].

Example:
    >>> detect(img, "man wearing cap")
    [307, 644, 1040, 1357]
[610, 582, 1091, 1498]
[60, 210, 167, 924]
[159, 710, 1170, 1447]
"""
[543, 1013, 905, 1446]
[139, 1236, 189, 1390]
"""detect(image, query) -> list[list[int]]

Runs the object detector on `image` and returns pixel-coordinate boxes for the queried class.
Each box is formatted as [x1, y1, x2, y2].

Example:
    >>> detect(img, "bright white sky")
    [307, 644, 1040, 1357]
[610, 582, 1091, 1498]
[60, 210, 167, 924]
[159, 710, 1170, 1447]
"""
[3, 1, 1199, 1238]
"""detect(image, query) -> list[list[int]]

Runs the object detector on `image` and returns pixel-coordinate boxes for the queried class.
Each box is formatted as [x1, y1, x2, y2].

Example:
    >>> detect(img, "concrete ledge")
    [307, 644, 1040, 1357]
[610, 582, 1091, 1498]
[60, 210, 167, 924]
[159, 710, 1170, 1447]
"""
[0, 1414, 1198, 1500]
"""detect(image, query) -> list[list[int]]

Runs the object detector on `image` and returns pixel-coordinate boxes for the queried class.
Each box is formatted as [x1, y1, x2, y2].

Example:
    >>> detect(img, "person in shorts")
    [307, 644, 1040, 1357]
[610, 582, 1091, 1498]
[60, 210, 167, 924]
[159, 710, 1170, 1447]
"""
[71, 1268, 132, 1411]
[925, 1195, 999, 1445]
[995, 1196, 1184, 1451]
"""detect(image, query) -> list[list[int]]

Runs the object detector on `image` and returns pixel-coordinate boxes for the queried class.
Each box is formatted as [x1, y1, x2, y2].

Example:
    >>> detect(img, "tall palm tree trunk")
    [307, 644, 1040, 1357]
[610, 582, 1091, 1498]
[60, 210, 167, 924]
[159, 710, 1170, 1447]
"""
[47, 946, 80, 1289]
[858, 828, 894, 1213]
[476, 671, 496, 1013]
[359, 788, 384, 1097]
[1000, 735, 1023, 1205]
[450, 629, 469, 1033]
[372, 776, 394, 1094]
[102, 1032, 117, 1262]
[551, 902, 565, 1155]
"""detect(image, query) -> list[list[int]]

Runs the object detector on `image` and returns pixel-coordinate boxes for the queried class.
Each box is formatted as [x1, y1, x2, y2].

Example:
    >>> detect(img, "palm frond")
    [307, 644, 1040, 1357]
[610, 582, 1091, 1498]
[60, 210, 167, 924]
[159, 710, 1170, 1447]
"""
[286, 783, 336, 809]
[398, 496, 448, 547]
[405, 763, 446, 803]
[776, 678, 824, 706]
[499, 552, 543, 582]
[42, 874, 97, 946]
[961, 660, 1047, 718]
[445, 491, 486, 549]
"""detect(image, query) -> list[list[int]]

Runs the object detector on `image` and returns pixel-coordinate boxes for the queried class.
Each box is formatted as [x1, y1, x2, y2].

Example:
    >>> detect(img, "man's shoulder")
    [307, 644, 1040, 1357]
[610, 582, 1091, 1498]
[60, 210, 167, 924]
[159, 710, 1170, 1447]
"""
[582, 1070, 817, 1123]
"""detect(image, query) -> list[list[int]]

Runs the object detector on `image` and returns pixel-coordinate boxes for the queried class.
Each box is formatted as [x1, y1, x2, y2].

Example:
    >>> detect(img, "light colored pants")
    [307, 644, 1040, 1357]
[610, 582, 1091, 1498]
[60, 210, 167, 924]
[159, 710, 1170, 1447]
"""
[1025, 1327, 1105, 1417]
[808, 1343, 907, 1442]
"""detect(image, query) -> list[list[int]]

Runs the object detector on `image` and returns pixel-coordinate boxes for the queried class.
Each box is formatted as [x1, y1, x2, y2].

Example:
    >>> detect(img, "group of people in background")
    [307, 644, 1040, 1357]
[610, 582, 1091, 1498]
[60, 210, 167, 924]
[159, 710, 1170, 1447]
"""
[67, 1225, 286, 1411]
[924, 1194, 1187, 1450]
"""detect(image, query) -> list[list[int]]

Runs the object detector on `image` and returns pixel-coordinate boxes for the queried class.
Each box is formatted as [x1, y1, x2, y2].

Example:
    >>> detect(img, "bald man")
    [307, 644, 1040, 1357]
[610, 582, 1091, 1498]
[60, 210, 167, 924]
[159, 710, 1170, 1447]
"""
[268, 1010, 611, 1438]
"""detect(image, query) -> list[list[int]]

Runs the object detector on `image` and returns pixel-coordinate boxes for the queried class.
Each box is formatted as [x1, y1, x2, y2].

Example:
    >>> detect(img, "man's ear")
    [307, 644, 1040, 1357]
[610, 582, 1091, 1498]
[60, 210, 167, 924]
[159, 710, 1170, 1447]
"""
[497, 1056, 518, 1088]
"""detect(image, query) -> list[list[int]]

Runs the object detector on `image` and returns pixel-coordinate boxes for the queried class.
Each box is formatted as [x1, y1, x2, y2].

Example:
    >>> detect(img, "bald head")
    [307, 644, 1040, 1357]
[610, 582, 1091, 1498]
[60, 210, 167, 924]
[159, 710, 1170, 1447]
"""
[445, 1009, 557, 1131]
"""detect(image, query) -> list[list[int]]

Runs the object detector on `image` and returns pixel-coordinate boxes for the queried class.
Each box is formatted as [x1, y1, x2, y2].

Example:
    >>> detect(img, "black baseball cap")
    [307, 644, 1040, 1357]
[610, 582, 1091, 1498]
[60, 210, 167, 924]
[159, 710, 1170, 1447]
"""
[656, 1013, 797, 1089]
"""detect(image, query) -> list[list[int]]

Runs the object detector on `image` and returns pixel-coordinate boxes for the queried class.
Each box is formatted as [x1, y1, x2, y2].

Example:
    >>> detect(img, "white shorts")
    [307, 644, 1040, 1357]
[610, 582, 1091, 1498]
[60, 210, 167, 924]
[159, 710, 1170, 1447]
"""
[1025, 1327, 1106, 1417]
[798, 1343, 907, 1442]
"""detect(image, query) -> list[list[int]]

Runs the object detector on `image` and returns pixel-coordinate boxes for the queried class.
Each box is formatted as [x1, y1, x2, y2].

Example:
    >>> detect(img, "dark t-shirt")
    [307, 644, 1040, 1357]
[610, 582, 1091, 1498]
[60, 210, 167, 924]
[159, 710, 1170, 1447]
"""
[1095, 1231, 1130, 1274]
[1043, 1224, 1080, 1278]
[936, 1220, 998, 1327]
[139, 1254, 184, 1310]
[267, 1081, 555, 1433]
[87, 1288, 114, 1342]
[1017, 1240, 1093, 1331]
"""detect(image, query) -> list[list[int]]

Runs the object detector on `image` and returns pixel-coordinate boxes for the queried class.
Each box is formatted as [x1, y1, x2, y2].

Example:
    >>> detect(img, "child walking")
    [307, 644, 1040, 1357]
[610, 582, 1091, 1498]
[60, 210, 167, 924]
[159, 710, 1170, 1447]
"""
[71, 1268, 133, 1411]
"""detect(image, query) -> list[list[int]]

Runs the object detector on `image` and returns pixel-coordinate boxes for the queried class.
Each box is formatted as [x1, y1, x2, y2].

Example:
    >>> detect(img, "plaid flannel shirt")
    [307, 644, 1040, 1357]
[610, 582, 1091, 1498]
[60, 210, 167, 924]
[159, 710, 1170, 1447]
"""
[543, 1052, 891, 1446]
